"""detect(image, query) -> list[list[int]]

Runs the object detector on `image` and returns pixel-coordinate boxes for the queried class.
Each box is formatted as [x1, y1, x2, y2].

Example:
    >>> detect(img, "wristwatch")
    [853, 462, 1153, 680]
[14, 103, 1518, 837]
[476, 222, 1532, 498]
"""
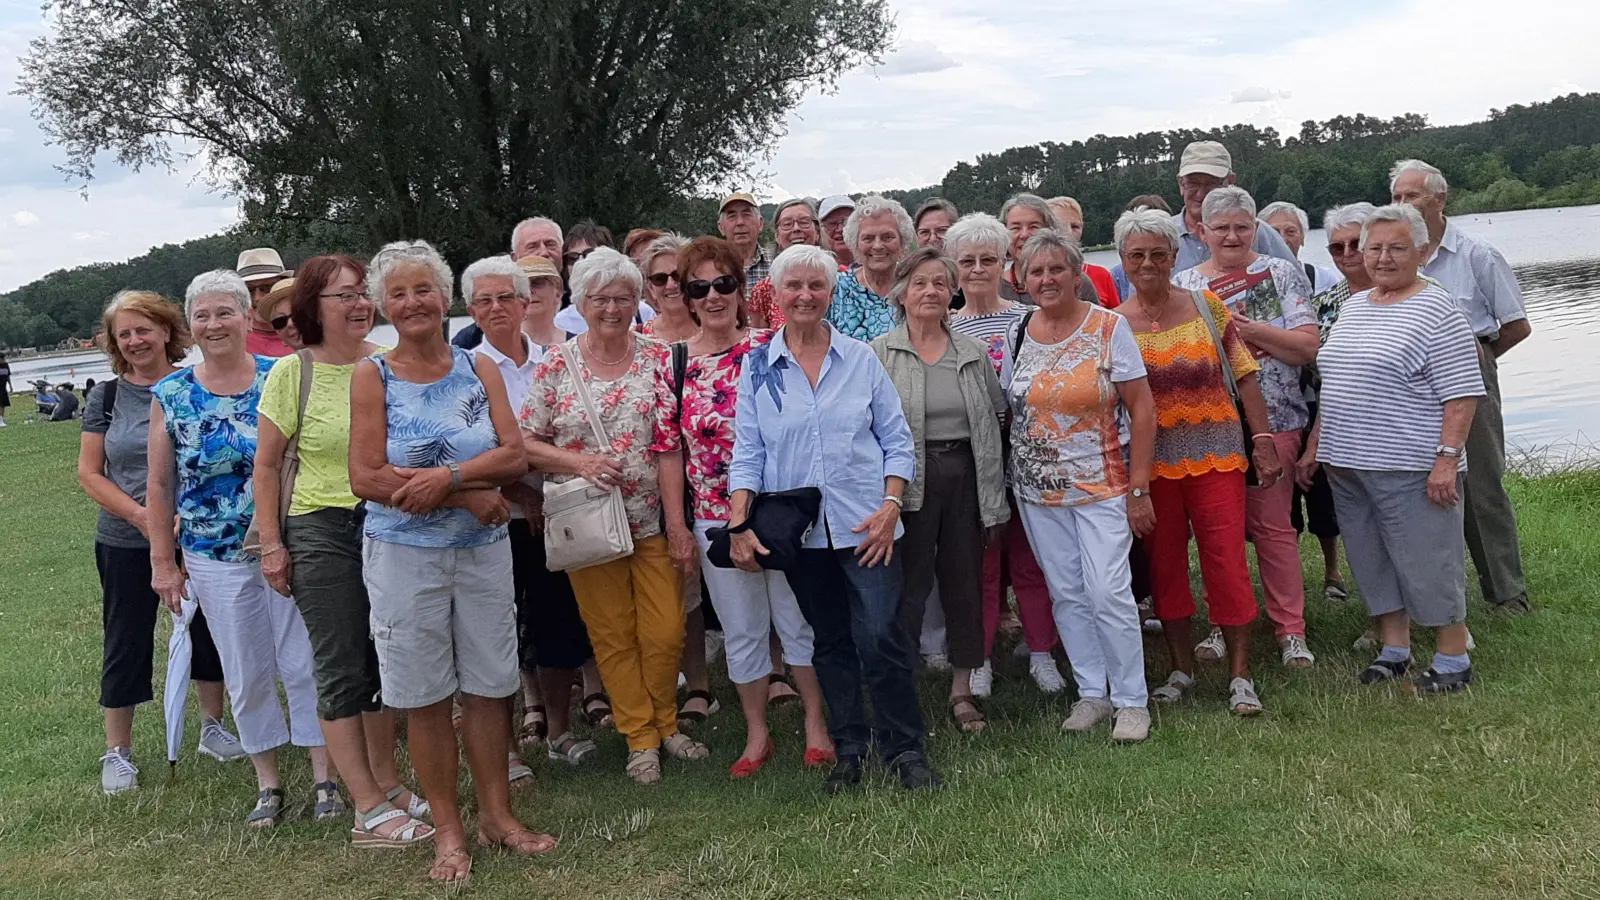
[883, 494, 903, 508]
[1435, 445, 1462, 458]
[447, 462, 463, 488]
[1130, 488, 1148, 499]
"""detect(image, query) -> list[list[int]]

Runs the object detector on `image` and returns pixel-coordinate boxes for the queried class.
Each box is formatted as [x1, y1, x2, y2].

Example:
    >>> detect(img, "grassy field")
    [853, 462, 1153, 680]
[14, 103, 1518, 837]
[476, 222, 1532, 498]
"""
[3, 419, 1599, 900]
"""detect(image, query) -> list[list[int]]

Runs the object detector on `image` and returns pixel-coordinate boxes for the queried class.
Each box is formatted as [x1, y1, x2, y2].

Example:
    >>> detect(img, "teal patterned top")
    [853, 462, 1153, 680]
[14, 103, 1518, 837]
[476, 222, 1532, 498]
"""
[826, 267, 896, 342]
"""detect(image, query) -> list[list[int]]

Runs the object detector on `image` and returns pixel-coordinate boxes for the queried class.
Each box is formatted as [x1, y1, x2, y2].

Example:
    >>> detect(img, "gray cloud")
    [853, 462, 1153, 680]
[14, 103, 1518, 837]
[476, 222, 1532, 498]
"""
[877, 40, 960, 76]
[1231, 86, 1293, 104]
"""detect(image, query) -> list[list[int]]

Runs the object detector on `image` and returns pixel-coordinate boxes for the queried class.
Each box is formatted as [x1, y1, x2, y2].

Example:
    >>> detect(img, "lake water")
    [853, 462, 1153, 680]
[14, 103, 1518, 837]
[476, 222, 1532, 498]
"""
[13, 205, 1599, 454]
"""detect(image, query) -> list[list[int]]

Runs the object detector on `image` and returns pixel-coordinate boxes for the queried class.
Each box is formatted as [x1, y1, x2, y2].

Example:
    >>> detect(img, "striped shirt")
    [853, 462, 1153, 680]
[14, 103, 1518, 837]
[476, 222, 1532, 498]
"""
[1315, 284, 1485, 473]
[950, 302, 1030, 386]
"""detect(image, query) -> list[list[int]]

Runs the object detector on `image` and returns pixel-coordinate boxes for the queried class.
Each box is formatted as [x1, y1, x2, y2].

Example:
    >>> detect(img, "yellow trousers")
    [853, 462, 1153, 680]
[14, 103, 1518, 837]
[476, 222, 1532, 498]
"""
[566, 535, 686, 751]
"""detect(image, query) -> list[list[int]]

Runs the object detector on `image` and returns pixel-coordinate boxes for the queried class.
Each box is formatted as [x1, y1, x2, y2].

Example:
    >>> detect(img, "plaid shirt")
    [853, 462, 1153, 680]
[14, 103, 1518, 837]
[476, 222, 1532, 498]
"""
[745, 247, 772, 293]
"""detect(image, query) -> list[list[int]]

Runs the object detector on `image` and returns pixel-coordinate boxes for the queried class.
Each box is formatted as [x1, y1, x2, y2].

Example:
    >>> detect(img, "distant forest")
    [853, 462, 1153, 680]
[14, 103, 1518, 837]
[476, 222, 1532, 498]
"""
[4, 92, 1599, 350]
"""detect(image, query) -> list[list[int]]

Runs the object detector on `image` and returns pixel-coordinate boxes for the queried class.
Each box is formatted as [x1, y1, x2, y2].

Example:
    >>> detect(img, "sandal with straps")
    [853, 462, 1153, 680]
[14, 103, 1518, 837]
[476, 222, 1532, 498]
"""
[351, 801, 435, 848]
[949, 695, 987, 733]
[677, 689, 720, 727]
[246, 787, 287, 829]
[661, 733, 710, 761]
[626, 748, 661, 785]
[518, 705, 548, 747]
[1229, 677, 1264, 717]
[582, 692, 614, 728]
[477, 826, 558, 856]
[312, 780, 347, 822]
[547, 731, 597, 765]
[386, 784, 431, 820]
[428, 847, 472, 885]
[767, 673, 801, 706]
[1151, 670, 1194, 704]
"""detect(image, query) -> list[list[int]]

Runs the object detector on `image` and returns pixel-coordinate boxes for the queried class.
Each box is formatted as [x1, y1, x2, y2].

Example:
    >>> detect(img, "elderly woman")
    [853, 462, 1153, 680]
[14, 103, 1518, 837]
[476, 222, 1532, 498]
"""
[1303, 204, 1484, 692]
[1171, 186, 1320, 670]
[639, 234, 697, 343]
[656, 236, 833, 777]
[79, 290, 240, 796]
[750, 198, 822, 329]
[1007, 231, 1157, 741]
[728, 243, 938, 793]
[519, 255, 571, 355]
[147, 271, 330, 824]
[944, 213, 1065, 697]
[1000, 193, 1098, 306]
[349, 241, 554, 884]
[254, 255, 434, 841]
[520, 247, 708, 785]
[827, 194, 913, 341]
[913, 198, 958, 250]
[1113, 210, 1282, 715]
[870, 247, 1009, 733]
[260, 278, 303, 350]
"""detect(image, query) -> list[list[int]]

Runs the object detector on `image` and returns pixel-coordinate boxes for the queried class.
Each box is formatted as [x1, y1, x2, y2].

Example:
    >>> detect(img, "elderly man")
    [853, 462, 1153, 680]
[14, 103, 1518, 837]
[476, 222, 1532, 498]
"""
[819, 195, 857, 268]
[1171, 142, 1297, 272]
[512, 216, 564, 267]
[718, 192, 771, 292]
[237, 247, 293, 357]
[1392, 158, 1533, 615]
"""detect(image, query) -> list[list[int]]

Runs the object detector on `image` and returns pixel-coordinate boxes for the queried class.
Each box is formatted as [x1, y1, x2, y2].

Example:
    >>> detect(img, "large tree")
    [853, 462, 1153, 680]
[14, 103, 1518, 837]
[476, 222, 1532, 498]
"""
[20, 0, 892, 262]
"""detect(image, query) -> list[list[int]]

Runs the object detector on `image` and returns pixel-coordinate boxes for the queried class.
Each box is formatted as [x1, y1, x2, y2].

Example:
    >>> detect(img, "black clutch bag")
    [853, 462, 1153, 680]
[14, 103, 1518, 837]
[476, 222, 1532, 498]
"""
[706, 487, 823, 571]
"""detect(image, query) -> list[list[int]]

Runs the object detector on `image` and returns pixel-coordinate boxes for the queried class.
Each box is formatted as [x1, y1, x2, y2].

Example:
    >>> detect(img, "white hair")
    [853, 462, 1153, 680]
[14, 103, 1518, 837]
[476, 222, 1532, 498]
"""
[943, 212, 1010, 260]
[1360, 203, 1429, 252]
[183, 270, 251, 319]
[569, 246, 643, 308]
[461, 255, 530, 301]
[1201, 185, 1257, 224]
[843, 194, 914, 254]
[1322, 202, 1379, 237]
[510, 216, 563, 254]
[1260, 201, 1309, 235]
[999, 193, 1060, 231]
[1389, 159, 1449, 196]
[1113, 208, 1182, 253]
[368, 240, 454, 314]
[769, 244, 840, 295]
[1016, 229, 1084, 279]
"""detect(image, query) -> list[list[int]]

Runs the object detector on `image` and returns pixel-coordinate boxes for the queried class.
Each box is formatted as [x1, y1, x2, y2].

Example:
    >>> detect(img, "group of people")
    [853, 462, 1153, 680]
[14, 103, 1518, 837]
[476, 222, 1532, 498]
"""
[76, 140, 1533, 885]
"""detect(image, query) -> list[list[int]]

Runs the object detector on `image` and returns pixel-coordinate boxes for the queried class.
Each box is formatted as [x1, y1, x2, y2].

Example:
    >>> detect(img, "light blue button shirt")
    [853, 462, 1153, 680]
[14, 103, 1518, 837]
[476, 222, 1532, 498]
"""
[1420, 219, 1528, 338]
[1172, 210, 1299, 273]
[728, 323, 916, 549]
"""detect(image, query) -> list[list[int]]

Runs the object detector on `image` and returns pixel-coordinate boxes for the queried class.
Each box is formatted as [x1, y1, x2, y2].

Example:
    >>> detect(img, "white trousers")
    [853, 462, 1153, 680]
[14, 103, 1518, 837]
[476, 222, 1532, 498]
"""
[1018, 497, 1148, 708]
[694, 520, 815, 685]
[919, 586, 947, 657]
[183, 553, 324, 754]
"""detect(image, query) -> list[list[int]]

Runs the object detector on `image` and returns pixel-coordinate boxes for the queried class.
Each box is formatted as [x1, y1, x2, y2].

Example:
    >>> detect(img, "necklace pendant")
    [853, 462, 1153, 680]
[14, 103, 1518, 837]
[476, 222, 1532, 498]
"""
[1150, 322, 1160, 332]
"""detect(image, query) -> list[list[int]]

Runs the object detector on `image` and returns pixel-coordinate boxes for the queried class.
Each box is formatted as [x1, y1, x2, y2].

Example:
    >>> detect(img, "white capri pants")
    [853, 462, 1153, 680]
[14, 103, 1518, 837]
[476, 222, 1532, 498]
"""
[183, 553, 324, 755]
[694, 519, 814, 685]
[1017, 495, 1148, 709]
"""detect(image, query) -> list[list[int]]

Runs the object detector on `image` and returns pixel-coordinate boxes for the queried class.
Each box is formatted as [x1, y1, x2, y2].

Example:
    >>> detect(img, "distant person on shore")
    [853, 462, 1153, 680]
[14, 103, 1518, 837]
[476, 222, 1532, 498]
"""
[1171, 142, 1297, 273]
[237, 248, 294, 358]
[49, 382, 81, 421]
[0, 351, 9, 426]
[1391, 158, 1533, 616]
[749, 198, 822, 327]
[1047, 195, 1119, 306]
[913, 198, 958, 251]
[819, 195, 857, 268]
[718, 193, 770, 292]
[1111, 194, 1173, 303]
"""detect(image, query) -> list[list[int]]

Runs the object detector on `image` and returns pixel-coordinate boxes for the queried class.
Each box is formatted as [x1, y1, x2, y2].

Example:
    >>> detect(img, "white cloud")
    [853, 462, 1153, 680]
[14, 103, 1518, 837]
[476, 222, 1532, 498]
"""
[1231, 87, 1292, 104]
[877, 40, 960, 77]
[12, 210, 38, 227]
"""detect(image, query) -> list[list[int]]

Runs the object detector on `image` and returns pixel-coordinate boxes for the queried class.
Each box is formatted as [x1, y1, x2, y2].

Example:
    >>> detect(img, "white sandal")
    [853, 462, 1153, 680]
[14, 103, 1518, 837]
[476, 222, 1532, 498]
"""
[351, 801, 435, 848]
[385, 784, 431, 819]
[1151, 670, 1194, 704]
[626, 748, 661, 784]
[1229, 677, 1264, 716]
[661, 733, 710, 760]
[546, 731, 596, 765]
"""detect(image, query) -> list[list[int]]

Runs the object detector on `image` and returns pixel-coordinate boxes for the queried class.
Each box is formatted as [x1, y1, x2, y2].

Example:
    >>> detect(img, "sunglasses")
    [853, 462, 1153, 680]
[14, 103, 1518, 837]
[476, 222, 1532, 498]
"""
[1327, 241, 1361, 256]
[562, 247, 597, 266]
[684, 275, 740, 300]
[647, 272, 679, 287]
[270, 314, 293, 330]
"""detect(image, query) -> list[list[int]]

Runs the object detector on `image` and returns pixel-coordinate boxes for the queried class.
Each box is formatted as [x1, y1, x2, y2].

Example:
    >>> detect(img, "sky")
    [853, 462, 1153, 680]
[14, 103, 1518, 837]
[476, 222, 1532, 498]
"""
[2, 0, 1598, 292]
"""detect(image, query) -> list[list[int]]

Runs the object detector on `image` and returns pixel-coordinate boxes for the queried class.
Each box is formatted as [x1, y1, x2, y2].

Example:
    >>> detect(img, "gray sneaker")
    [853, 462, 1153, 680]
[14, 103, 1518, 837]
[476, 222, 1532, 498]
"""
[198, 718, 247, 761]
[1111, 707, 1152, 743]
[1060, 698, 1113, 732]
[101, 747, 139, 795]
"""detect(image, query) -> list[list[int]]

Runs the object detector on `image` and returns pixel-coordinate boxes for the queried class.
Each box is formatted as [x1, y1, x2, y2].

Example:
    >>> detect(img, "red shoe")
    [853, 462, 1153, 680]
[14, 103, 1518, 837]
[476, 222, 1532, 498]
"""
[729, 739, 776, 779]
[803, 747, 837, 769]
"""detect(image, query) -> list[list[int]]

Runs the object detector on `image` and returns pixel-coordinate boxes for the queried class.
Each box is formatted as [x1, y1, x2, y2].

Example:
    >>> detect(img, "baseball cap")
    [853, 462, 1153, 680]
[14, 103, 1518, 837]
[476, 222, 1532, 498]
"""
[719, 192, 760, 213]
[1178, 141, 1233, 179]
[818, 194, 856, 220]
[517, 255, 563, 283]
[236, 248, 286, 283]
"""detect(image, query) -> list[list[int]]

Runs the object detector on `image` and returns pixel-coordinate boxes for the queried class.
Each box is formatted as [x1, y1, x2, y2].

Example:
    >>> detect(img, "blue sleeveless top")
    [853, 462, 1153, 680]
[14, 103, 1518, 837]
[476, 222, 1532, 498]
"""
[363, 347, 507, 548]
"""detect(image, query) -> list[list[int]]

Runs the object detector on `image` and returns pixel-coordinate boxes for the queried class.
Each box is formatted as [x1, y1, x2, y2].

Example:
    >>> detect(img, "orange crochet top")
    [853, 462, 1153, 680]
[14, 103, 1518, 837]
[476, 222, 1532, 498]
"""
[1133, 291, 1261, 480]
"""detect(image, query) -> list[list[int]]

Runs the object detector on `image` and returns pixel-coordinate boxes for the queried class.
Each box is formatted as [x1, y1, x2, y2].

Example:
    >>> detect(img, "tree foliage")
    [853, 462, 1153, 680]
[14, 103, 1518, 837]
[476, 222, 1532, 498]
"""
[19, 0, 892, 264]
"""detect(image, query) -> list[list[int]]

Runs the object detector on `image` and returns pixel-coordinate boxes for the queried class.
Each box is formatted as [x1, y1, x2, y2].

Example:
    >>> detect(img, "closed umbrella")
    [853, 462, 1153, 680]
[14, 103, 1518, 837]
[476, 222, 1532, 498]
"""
[164, 596, 199, 769]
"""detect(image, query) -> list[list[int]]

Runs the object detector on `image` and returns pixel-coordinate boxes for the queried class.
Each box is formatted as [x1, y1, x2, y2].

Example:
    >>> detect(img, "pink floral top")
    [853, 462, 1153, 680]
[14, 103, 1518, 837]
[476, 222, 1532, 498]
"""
[519, 336, 680, 539]
[666, 329, 775, 522]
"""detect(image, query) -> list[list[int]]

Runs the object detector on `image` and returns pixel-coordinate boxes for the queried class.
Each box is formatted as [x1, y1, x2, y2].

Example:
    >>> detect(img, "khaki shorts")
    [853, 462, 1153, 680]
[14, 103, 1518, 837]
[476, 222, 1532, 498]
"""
[362, 537, 520, 709]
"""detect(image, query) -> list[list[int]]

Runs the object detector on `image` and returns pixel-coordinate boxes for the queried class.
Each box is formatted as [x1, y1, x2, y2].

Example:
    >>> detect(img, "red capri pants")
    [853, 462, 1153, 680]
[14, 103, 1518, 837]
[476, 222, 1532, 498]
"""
[1148, 470, 1257, 627]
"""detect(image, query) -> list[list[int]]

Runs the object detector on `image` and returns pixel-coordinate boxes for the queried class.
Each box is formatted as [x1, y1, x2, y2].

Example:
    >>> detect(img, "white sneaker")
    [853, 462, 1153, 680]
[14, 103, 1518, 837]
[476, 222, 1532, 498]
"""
[1194, 627, 1226, 661]
[968, 660, 993, 698]
[1029, 655, 1067, 694]
[101, 747, 138, 795]
[1279, 635, 1315, 669]
[198, 718, 247, 761]
[922, 652, 951, 672]
[1111, 707, 1152, 743]
[1060, 698, 1113, 732]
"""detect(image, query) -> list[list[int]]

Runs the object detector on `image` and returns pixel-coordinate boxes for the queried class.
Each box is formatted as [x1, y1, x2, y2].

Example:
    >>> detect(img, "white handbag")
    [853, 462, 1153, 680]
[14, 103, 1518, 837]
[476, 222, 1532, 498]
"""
[542, 344, 636, 572]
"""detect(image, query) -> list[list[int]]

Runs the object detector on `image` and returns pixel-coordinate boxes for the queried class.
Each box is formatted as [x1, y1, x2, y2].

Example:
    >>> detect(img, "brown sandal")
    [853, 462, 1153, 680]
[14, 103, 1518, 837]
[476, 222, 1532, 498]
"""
[517, 706, 548, 746]
[950, 695, 986, 733]
[428, 847, 472, 885]
[477, 827, 558, 856]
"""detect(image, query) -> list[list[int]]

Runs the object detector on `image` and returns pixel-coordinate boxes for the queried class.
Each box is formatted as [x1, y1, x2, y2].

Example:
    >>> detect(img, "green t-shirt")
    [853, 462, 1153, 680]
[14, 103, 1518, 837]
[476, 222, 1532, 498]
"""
[259, 349, 383, 516]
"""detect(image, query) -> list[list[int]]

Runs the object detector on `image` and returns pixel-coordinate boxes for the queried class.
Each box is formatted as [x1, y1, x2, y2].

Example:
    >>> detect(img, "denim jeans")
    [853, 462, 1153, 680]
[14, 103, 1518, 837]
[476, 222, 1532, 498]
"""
[784, 545, 925, 762]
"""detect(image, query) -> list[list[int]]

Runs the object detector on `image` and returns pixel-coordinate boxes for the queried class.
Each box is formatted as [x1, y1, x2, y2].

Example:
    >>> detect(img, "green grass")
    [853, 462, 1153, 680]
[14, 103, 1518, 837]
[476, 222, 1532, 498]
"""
[3, 420, 1600, 899]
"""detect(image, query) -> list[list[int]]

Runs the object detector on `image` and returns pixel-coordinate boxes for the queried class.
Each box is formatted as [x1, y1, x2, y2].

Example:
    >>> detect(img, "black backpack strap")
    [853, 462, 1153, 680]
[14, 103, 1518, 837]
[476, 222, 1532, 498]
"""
[1011, 309, 1036, 363]
[1304, 262, 1316, 288]
[101, 377, 119, 424]
[671, 341, 688, 409]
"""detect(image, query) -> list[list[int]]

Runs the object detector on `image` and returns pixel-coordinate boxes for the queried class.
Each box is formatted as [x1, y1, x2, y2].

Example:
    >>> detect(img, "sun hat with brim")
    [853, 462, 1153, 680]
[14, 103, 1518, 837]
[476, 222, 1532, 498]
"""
[517, 255, 564, 283]
[236, 247, 287, 283]
[818, 194, 856, 220]
[719, 192, 760, 213]
[1178, 141, 1233, 179]
[263, 276, 296, 308]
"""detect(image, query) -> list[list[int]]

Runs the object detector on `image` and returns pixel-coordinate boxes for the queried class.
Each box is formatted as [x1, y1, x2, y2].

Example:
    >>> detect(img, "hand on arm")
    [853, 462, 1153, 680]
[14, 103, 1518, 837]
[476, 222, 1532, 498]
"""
[1428, 397, 1477, 507]
[727, 489, 769, 573]
[1296, 416, 1322, 491]
[254, 417, 293, 594]
[1238, 373, 1282, 488]
[1229, 312, 1319, 366]
[347, 361, 414, 504]
[1117, 377, 1158, 538]
[853, 475, 905, 568]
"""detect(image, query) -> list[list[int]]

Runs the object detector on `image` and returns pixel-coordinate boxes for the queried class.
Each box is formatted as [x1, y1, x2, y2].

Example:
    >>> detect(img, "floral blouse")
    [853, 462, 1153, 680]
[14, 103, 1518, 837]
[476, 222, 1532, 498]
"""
[747, 278, 786, 328]
[519, 336, 679, 540]
[666, 330, 775, 522]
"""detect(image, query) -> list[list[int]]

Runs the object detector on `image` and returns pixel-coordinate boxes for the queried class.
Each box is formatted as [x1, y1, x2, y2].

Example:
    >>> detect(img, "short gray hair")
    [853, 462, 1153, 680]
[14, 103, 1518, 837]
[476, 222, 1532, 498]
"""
[1201, 186, 1257, 224]
[1322, 202, 1379, 237]
[887, 247, 958, 320]
[769, 244, 840, 295]
[461, 255, 530, 301]
[943, 212, 1010, 260]
[639, 233, 688, 274]
[510, 216, 562, 254]
[184, 270, 251, 319]
[1360, 203, 1429, 252]
[999, 193, 1060, 231]
[1017, 229, 1084, 280]
[913, 197, 959, 229]
[1113, 208, 1182, 253]
[844, 195, 914, 253]
[1389, 159, 1449, 196]
[1260, 201, 1309, 235]
[368, 241, 454, 313]
[569, 246, 642, 308]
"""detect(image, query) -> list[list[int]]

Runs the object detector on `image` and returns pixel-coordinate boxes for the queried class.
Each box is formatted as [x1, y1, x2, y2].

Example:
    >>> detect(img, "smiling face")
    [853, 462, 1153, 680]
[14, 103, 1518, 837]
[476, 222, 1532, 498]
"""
[645, 254, 684, 313]
[266, 294, 303, 348]
[775, 204, 819, 251]
[1362, 220, 1423, 291]
[688, 260, 743, 332]
[1327, 224, 1368, 285]
[775, 265, 833, 327]
[1200, 209, 1257, 269]
[317, 265, 374, 346]
[514, 222, 563, 266]
[855, 213, 904, 277]
[902, 259, 952, 324]
[188, 293, 249, 359]
[113, 310, 169, 374]
[1265, 212, 1304, 257]
[1119, 233, 1176, 298]
[1004, 206, 1049, 260]
[1023, 248, 1080, 313]
[915, 210, 953, 250]
[821, 209, 853, 258]
[581, 277, 640, 341]
[718, 201, 762, 255]
[954, 242, 1003, 298]
[383, 261, 448, 343]
[468, 273, 527, 345]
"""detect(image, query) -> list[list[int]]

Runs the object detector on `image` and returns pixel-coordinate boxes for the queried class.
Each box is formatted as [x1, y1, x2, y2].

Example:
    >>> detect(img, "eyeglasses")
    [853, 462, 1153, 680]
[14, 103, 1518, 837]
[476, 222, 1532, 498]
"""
[562, 247, 597, 266]
[685, 275, 740, 300]
[319, 290, 366, 304]
[1327, 241, 1361, 256]
[646, 272, 679, 287]
[270, 314, 293, 330]
[470, 293, 523, 308]
[1363, 243, 1414, 259]
[586, 295, 638, 309]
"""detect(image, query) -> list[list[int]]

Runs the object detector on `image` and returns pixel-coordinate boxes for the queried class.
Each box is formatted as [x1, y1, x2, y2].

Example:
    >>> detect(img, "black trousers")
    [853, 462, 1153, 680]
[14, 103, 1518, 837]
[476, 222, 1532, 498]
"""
[97, 542, 224, 709]
[509, 520, 594, 671]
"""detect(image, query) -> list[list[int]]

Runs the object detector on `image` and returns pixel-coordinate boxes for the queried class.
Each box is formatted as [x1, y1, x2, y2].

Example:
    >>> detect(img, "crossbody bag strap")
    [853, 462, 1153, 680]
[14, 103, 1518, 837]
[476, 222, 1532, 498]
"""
[557, 343, 613, 452]
[286, 348, 313, 459]
[1189, 290, 1241, 404]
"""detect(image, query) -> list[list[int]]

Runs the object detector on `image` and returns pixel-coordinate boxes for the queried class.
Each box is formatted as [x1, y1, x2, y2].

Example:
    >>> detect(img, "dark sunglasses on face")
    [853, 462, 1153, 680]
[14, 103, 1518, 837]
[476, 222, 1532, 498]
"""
[646, 272, 679, 287]
[562, 247, 596, 266]
[684, 275, 740, 300]
[270, 314, 293, 330]
[1327, 241, 1361, 255]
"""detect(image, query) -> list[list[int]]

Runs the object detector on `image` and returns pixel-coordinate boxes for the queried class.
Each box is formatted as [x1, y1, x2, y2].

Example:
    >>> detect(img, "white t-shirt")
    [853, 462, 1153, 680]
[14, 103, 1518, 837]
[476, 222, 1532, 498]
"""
[473, 333, 542, 517]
